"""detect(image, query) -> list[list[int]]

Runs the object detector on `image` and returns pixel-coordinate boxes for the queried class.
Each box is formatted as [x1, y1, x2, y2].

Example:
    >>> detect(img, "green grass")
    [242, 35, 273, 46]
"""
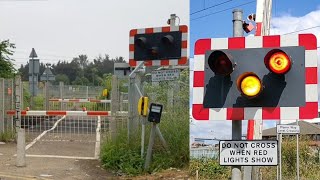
[100, 106, 189, 176]
[261, 137, 320, 180]
[189, 158, 230, 180]
[0, 130, 15, 142]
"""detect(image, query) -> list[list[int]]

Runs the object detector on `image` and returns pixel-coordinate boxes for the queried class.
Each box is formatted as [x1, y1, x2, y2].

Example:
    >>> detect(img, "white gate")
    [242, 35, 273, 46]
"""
[7, 110, 112, 159]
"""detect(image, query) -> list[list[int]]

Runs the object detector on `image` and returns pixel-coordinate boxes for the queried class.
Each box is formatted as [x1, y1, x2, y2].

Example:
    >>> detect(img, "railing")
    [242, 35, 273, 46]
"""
[190, 147, 219, 159]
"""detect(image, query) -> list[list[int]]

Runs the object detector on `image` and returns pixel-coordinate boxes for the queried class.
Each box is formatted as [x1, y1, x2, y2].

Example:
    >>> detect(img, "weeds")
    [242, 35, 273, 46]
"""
[189, 158, 230, 180]
[0, 130, 15, 142]
[100, 106, 189, 176]
[261, 137, 320, 180]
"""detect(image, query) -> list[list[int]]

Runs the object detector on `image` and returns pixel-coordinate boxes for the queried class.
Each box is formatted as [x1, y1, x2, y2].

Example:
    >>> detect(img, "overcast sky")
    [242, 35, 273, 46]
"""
[0, 0, 189, 67]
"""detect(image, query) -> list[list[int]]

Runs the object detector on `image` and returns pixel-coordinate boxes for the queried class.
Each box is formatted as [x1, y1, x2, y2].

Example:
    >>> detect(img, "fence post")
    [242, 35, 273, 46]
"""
[128, 75, 135, 142]
[133, 74, 141, 133]
[19, 79, 23, 110]
[0, 78, 4, 133]
[59, 81, 64, 109]
[120, 92, 123, 111]
[15, 75, 26, 167]
[110, 75, 119, 140]
[86, 86, 89, 99]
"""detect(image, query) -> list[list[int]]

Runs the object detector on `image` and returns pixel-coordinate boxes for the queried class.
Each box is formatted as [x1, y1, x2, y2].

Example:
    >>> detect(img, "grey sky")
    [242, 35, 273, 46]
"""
[0, 0, 189, 67]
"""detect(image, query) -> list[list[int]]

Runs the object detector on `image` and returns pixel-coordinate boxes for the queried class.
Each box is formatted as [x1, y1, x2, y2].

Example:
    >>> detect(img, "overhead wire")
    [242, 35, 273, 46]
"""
[191, 1, 255, 21]
[282, 25, 320, 35]
[190, 0, 234, 15]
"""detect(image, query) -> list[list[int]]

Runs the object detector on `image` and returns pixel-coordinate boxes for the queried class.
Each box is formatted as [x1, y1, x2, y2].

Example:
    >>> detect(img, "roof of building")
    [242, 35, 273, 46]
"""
[262, 121, 320, 137]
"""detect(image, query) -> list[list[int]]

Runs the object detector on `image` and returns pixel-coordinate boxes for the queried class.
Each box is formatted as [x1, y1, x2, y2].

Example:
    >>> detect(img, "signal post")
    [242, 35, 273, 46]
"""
[128, 15, 188, 169]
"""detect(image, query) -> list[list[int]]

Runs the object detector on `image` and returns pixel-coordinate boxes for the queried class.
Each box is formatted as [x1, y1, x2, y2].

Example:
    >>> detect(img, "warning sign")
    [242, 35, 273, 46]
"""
[151, 69, 180, 82]
[219, 140, 278, 166]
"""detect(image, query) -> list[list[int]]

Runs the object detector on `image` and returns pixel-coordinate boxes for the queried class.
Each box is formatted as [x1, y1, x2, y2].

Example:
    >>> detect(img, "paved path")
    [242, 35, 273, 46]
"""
[0, 142, 116, 180]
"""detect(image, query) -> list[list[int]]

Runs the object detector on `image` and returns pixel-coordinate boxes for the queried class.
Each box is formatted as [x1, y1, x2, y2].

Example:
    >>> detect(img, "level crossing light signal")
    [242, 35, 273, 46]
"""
[203, 46, 304, 108]
[134, 31, 181, 60]
[129, 25, 188, 67]
[192, 34, 318, 120]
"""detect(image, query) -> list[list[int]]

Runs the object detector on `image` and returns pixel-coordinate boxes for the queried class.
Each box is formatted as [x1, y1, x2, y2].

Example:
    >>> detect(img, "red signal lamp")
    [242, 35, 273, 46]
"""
[265, 49, 291, 74]
[237, 72, 262, 98]
[208, 50, 235, 76]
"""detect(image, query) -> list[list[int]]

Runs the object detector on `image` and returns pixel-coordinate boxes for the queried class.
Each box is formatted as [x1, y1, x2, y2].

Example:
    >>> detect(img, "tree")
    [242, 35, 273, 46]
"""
[54, 74, 70, 85]
[113, 56, 126, 63]
[0, 40, 16, 78]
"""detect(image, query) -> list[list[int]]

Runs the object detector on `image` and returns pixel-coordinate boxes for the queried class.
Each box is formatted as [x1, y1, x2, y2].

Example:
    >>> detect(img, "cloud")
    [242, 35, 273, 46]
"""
[190, 119, 248, 141]
[270, 9, 320, 101]
[270, 9, 320, 43]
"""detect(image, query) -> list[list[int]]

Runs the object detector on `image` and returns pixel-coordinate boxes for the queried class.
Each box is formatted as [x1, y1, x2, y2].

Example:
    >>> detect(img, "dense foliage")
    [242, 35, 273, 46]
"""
[18, 54, 125, 85]
[0, 39, 16, 78]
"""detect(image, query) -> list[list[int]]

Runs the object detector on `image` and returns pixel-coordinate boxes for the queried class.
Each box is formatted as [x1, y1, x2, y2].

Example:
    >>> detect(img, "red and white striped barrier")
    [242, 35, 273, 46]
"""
[49, 99, 112, 103]
[6, 110, 110, 116]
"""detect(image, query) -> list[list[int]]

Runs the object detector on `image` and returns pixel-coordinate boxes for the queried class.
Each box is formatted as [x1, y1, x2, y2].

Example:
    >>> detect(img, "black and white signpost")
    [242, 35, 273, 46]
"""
[277, 120, 300, 180]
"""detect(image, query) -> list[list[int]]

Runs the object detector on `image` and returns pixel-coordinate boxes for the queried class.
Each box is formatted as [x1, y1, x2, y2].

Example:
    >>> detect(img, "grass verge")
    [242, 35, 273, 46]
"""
[100, 107, 189, 176]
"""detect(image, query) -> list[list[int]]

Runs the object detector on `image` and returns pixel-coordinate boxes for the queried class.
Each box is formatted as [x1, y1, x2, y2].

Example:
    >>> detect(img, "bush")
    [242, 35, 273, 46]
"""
[100, 106, 189, 176]
[189, 158, 230, 180]
[261, 137, 320, 180]
[100, 128, 145, 176]
[0, 130, 15, 142]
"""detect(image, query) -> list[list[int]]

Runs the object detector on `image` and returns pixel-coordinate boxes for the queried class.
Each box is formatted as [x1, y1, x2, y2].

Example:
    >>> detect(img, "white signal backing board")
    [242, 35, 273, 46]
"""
[219, 140, 278, 166]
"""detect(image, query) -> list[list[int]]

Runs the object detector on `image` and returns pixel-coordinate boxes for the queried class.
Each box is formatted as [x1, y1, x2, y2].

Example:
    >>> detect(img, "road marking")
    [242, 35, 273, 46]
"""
[0, 172, 50, 180]
[25, 154, 96, 159]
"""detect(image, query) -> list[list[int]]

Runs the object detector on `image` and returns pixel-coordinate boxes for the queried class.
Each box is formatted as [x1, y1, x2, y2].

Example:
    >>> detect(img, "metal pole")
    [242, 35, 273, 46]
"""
[45, 67, 49, 110]
[128, 61, 144, 142]
[276, 120, 279, 180]
[155, 125, 169, 151]
[279, 120, 282, 180]
[59, 81, 63, 110]
[167, 14, 177, 108]
[141, 118, 146, 157]
[231, 9, 243, 180]
[110, 75, 118, 140]
[0, 79, 4, 133]
[15, 75, 25, 167]
[31, 57, 34, 109]
[296, 119, 299, 180]
[145, 122, 156, 170]
[86, 86, 89, 99]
